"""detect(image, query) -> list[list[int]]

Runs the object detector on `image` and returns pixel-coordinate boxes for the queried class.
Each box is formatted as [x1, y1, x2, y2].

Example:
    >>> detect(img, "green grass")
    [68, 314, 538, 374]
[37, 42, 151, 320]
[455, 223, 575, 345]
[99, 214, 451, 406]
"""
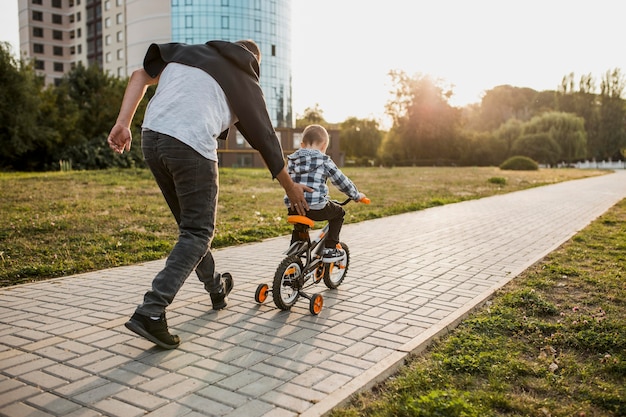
[330, 199, 626, 417]
[0, 166, 604, 287]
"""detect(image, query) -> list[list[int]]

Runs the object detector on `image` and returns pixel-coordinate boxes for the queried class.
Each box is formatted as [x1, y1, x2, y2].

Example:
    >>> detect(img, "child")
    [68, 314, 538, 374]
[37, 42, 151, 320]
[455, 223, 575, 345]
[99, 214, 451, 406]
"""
[284, 124, 367, 262]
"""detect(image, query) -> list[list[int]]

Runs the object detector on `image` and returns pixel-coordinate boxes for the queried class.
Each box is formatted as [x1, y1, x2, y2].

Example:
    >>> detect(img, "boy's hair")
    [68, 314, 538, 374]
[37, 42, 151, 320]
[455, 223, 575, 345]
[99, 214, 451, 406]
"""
[235, 39, 261, 62]
[302, 124, 329, 146]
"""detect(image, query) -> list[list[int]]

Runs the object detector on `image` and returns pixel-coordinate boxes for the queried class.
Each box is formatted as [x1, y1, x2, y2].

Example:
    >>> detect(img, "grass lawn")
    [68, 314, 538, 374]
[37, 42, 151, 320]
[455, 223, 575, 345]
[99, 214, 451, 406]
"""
[0, 166, 605, 287]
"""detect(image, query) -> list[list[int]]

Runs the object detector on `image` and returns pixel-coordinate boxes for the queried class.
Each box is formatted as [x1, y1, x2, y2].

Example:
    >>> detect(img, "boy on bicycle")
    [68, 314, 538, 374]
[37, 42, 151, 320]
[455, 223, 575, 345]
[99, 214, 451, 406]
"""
[284, 124, 367, 262]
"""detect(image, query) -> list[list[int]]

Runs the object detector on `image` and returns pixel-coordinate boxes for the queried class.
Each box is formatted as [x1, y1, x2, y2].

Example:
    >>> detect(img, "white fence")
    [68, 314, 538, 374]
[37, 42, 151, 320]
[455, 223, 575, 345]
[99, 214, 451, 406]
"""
[571, 160, 625, 169]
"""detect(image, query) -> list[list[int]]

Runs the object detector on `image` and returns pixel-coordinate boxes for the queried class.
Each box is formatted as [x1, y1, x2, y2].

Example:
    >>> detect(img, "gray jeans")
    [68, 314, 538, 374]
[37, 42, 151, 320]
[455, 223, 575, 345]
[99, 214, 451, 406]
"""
[137, 130, 221, 317]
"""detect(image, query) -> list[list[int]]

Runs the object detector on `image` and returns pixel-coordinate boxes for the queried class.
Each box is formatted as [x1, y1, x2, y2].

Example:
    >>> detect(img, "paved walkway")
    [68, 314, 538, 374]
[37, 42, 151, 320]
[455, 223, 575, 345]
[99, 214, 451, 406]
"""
[1, 171, 626, 417]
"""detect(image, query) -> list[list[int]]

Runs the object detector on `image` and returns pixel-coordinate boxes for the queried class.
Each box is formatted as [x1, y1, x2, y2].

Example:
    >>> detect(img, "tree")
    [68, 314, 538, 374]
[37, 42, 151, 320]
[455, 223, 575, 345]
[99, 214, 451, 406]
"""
[339, 117, 383, 165]
[523, 112, 587, 164]
[296, 104, 326, 128]
[494, 118, 523, 159]
[0, 42, 49, 170]
[597, 68, 626, 160]
[380, 71, 461, 165]
[476, 85, 552, 131]
[512, 132, 561, 166]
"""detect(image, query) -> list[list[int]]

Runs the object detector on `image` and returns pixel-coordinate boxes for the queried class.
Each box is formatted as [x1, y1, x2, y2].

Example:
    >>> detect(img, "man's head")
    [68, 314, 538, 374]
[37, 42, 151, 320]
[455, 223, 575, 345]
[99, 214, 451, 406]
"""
[301, 124, 329, 153]
[235, 39, 261, 63]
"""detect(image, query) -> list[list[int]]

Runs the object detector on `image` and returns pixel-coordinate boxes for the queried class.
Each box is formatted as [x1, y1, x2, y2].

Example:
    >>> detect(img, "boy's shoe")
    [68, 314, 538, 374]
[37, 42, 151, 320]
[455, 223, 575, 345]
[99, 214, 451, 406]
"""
[322, 247, 345, 263]
[209, 272, 234, 310]
[124, 312, 180, 349]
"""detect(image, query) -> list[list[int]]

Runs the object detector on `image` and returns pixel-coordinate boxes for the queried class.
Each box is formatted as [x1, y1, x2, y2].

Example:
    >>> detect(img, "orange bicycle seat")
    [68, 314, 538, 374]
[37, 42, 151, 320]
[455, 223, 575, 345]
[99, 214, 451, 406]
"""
[287, 215, 315, 227]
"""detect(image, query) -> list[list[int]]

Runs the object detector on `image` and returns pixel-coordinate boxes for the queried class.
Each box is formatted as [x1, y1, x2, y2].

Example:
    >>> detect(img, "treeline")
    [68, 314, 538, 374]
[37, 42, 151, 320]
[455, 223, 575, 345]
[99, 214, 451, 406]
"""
[0, 42, 149, 171]
[336, 69, 626, 167]
[2, 40, 625, 171]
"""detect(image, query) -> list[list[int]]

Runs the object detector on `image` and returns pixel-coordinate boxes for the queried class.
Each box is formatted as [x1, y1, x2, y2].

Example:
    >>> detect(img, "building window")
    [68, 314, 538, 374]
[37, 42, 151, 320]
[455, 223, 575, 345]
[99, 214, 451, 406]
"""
[293, 132, 303, 149]
[221, 0, 228, 5]
[254, 0, 261, 10]
[105, 34, 111, 45]
[32, 11, 43, 21]
[77, 28, 81, 37]
[117, 49, 123, 60]
[116, 13, 122, 24]
[116, 0, 122, 6]
[33, 27, 44, 37]
[255, 19, 261, 32]
[76, 12, 81, 22]
[105, 52, 111, 62]
[52, 30, 63, 40]
[185, 0, 192, 4]
[221, 16, 229, 29]
[52, 0, 62, 8]
[52, 14, 62, 24]
[32, 0, 42, 4]
[271, 44, 276, 56]
[116, 31, 123, 42]
[53, 62, 63, 72]
[185, 15, 193, 28]
[69, 14, 74, 22]
[34, 60, 44, 70]
[33, 43, 44, 53]
[105, 17, 110, 28]
[53, 46, 63, 56]
[77, 44, 82, 53]
[104, 0, 110, 10]
[70, 46, 76, 54]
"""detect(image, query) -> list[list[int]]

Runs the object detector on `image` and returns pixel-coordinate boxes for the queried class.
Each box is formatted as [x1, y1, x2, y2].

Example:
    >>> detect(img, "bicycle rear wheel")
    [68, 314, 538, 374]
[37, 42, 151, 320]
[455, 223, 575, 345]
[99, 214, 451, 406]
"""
[272, 255, 303, 310]
[323, 242, 349, 289]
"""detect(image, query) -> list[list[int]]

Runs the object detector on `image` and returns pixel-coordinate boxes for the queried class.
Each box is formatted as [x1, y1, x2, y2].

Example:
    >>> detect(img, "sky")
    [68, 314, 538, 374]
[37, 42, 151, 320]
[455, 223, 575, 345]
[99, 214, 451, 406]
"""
[2, 0, 625, 127]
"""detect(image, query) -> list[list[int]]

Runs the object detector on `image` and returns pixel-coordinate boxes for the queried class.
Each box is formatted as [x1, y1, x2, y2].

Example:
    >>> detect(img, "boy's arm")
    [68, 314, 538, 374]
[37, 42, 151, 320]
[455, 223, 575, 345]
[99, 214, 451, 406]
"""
[107, 68, 159, 154]
[275, 167, 312, 215]
[326, 160, 361, 200]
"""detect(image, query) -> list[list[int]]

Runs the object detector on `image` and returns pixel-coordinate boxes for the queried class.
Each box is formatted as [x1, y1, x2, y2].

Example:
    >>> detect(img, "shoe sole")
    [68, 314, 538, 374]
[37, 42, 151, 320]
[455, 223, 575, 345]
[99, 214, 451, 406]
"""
[125, 319, 180, 350]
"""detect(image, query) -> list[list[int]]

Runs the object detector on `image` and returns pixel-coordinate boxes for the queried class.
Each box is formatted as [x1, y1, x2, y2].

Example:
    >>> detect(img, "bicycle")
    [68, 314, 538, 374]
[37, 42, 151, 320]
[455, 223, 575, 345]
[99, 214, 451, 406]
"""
[254, 197, 370, 315]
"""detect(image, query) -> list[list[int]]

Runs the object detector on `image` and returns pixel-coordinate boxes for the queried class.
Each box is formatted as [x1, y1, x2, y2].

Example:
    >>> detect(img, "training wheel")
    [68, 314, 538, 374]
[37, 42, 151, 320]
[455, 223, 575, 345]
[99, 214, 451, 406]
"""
[255, 283, 269, 303]
[309, 293, 323, 315]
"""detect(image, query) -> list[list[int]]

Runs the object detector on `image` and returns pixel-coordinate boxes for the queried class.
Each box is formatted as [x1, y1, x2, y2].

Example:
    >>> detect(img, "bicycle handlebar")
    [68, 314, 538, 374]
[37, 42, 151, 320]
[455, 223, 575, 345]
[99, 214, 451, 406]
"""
[337, 197, 371, 206]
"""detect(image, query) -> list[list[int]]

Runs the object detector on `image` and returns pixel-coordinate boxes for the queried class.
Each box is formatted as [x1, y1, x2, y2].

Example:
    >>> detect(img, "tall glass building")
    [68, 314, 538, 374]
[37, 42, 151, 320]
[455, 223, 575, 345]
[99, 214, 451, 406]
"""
[170, 0, 293, 128]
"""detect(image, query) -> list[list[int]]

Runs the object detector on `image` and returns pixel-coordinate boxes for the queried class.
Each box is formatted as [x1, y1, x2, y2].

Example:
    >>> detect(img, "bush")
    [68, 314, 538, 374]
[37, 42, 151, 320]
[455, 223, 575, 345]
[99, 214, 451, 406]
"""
[488, 176, 506, 185]
[499, 156, 539, 171]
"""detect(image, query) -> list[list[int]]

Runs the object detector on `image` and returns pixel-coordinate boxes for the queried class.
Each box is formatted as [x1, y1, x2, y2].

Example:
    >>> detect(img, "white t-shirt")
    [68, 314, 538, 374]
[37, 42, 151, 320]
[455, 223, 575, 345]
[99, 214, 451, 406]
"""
[142, 63, 235, 162]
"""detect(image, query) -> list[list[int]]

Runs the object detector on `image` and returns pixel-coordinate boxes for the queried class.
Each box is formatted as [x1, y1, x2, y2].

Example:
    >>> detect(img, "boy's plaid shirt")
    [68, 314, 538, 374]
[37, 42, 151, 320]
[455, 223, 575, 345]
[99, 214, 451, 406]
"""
[284, 148, 360, 209]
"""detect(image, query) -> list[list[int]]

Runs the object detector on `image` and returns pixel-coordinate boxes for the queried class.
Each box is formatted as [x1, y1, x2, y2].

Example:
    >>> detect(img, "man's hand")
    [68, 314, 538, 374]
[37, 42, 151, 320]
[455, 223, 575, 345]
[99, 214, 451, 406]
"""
[286, 182, 312, 215]
[107, 123, 132, 154]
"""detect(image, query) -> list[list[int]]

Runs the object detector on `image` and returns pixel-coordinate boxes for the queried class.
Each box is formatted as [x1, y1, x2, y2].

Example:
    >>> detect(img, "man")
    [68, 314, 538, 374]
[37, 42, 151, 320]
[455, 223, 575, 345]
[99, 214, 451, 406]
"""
[107, 39, 310, 349]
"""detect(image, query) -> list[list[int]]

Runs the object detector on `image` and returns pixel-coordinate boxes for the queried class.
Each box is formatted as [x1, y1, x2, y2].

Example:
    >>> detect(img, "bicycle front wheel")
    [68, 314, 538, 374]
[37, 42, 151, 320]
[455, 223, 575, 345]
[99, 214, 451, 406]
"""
[323, 242, 349, 289]
[273, 255, 304, 310]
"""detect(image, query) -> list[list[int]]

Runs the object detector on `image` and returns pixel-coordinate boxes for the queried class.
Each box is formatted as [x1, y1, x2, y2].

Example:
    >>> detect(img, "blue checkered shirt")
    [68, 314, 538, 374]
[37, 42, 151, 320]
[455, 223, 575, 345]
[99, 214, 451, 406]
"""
[284, 148, 360, 209]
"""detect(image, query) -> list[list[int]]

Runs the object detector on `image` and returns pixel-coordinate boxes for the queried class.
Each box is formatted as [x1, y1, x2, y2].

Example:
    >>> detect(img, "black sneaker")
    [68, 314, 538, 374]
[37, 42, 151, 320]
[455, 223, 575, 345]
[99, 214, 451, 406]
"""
[209, 272, 234, 310]
[322, 247, 345, 263]
[124, 312, 180, 349]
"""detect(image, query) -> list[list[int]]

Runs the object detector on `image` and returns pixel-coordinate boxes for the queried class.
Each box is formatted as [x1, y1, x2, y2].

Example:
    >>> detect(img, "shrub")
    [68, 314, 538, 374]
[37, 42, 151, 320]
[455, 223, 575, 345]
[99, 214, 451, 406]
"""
[488, 176, 506, 185]
[499, 156, 539, 171]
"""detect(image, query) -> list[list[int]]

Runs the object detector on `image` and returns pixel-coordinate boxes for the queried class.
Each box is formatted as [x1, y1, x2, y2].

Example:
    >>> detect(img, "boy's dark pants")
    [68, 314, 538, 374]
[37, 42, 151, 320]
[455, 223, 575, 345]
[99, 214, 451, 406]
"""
[289, 201, 345, 248]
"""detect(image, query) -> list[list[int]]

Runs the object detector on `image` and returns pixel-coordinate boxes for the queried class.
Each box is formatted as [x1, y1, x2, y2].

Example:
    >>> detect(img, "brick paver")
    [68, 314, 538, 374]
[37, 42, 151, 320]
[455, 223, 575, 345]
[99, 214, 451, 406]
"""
[1, 171, 625, 417]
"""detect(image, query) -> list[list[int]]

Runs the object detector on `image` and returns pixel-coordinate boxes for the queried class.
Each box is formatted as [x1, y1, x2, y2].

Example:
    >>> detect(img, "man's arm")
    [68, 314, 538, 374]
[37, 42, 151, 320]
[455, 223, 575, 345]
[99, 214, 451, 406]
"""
[275, 167, 311, 216]
[107, 68, 159, 154]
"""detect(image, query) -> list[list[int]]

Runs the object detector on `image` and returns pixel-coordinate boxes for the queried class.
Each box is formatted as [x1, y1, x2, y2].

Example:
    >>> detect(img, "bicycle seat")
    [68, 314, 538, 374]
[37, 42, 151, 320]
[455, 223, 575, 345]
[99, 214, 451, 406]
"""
[288, 215, 315, 227]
